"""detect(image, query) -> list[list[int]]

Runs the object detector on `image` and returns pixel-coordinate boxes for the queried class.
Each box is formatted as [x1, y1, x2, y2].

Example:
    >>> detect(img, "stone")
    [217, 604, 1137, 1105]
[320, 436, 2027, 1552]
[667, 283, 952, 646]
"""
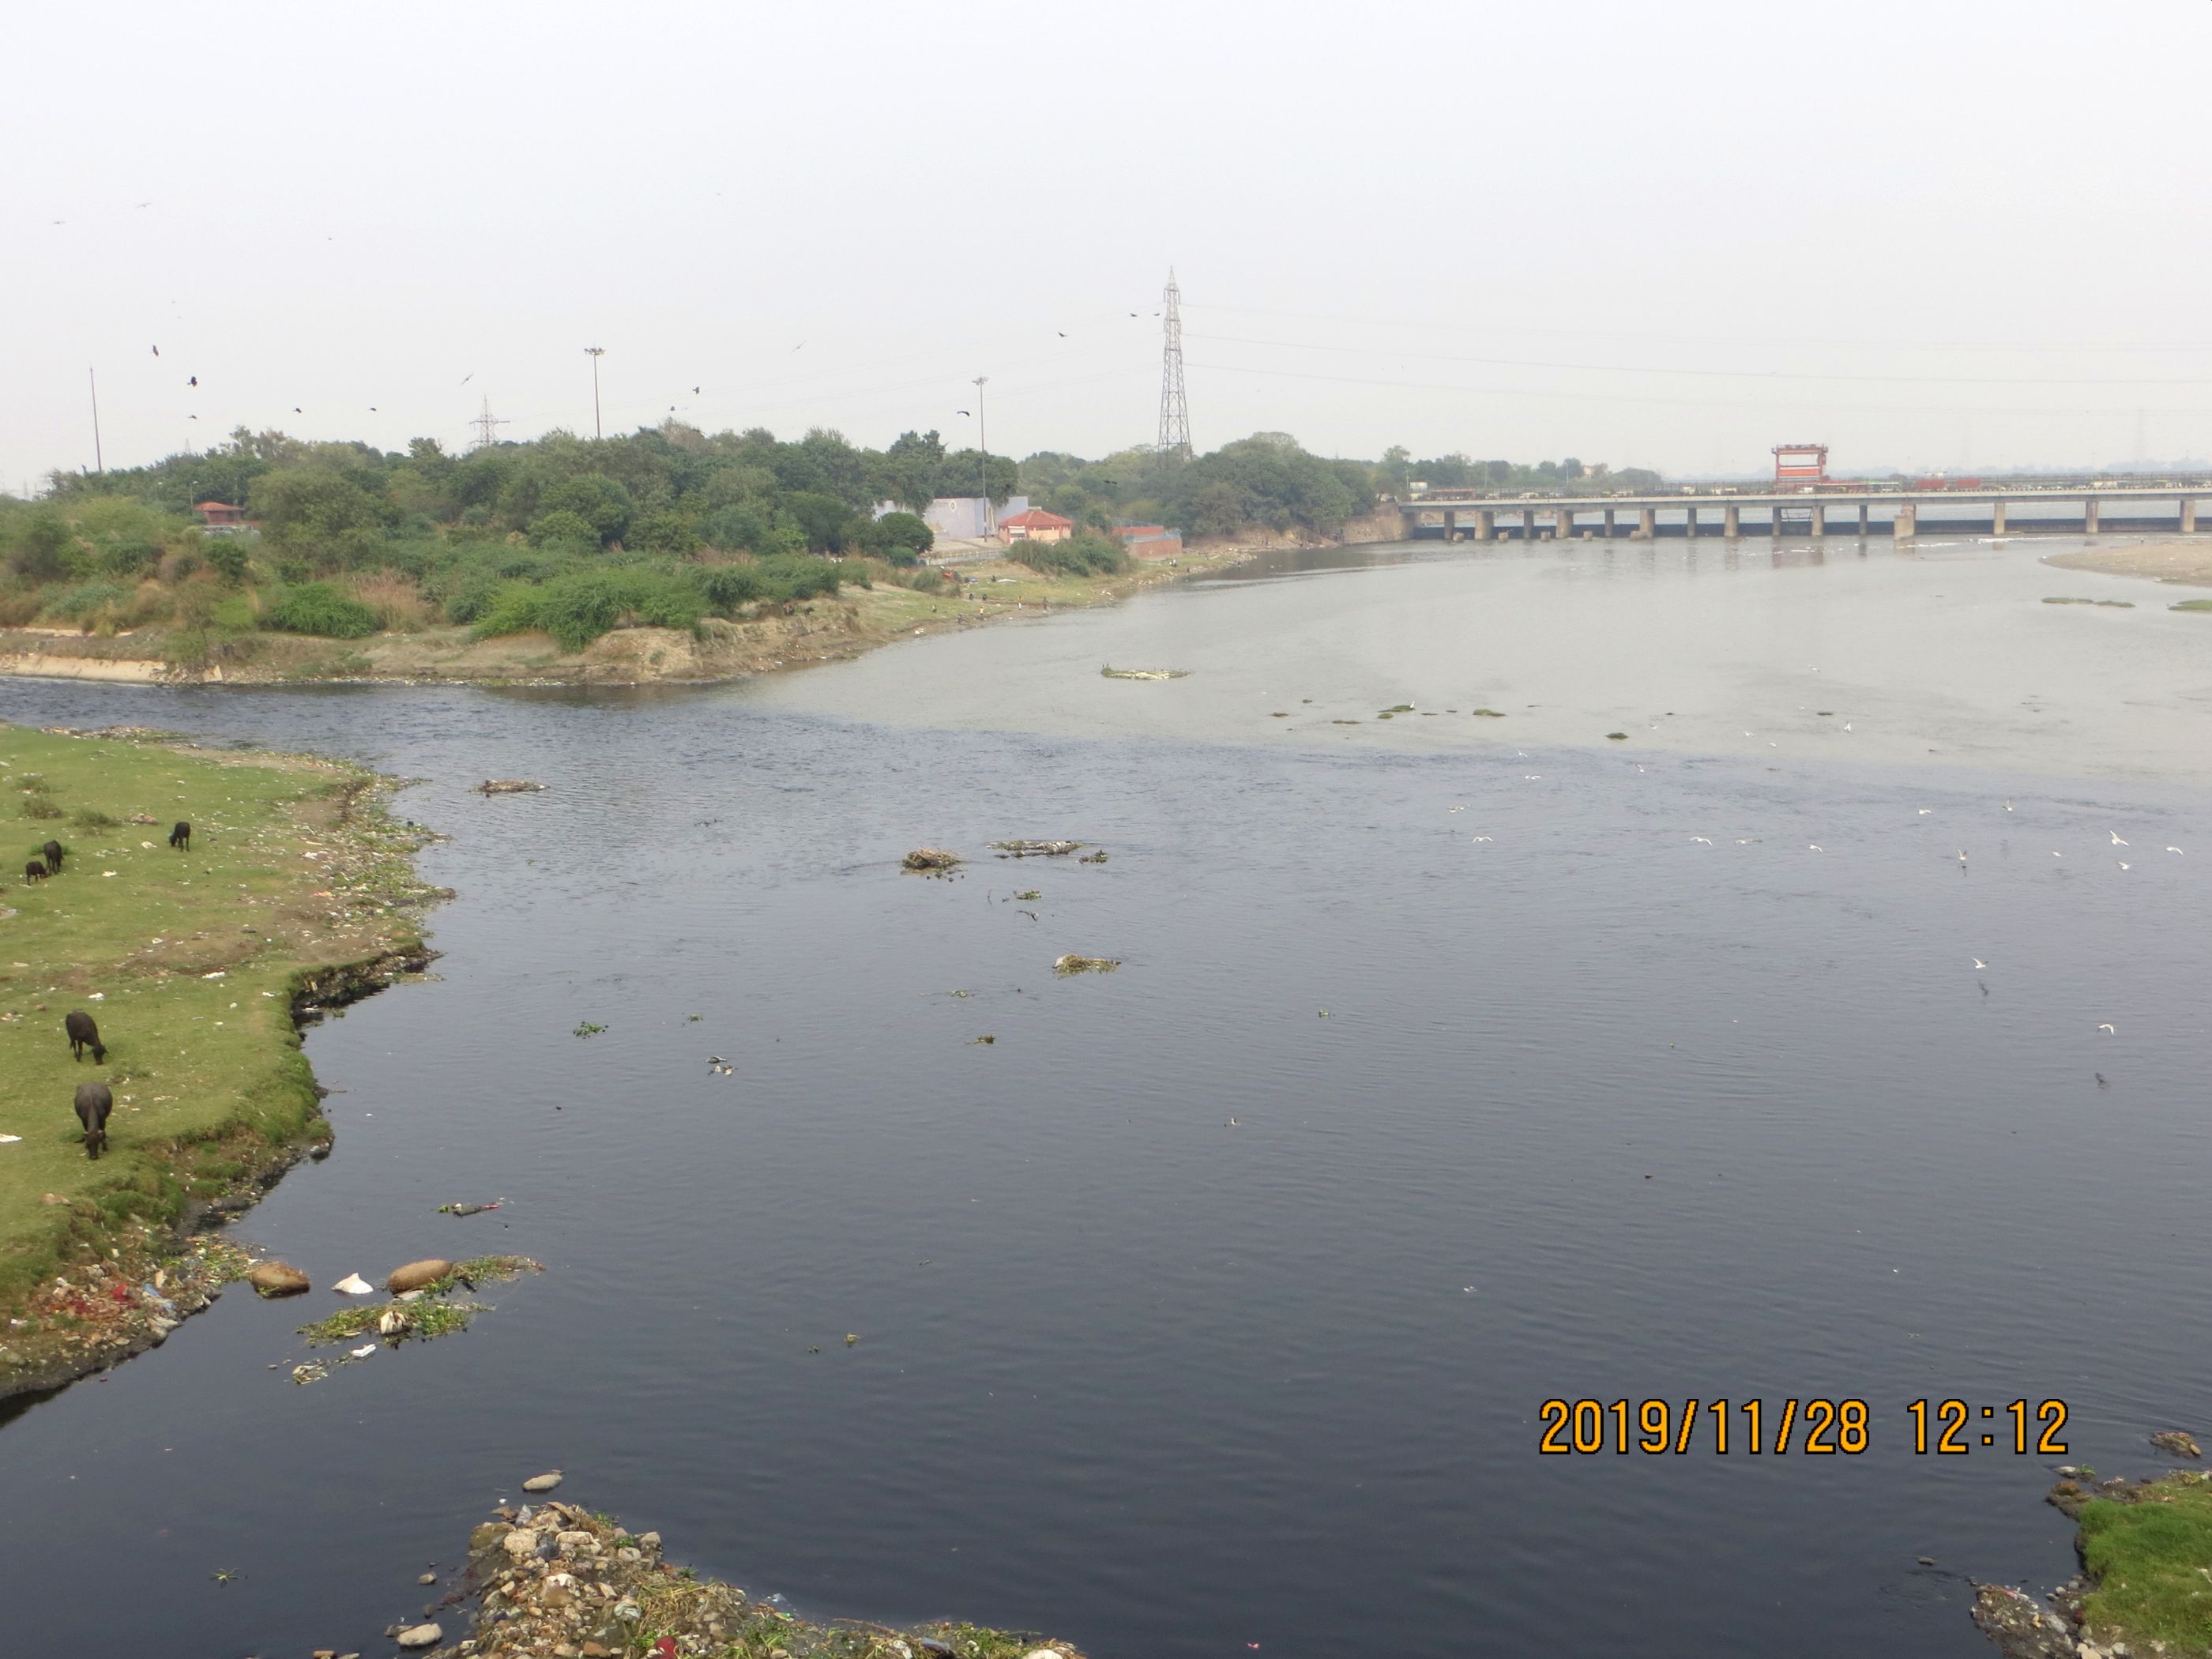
[386, 1258, 455, 1294]
[503, 1529, 538, 1559]
[580, 1645, 611, 1658]
[246, 1260, 310, 1296]
[395, 1625, 442, 1650]
[636, 1531, 660, 1553]
[554, 1530, 594, 1556]
[522, 1470, 562, 1492]
[419, 1572, 438, 1585]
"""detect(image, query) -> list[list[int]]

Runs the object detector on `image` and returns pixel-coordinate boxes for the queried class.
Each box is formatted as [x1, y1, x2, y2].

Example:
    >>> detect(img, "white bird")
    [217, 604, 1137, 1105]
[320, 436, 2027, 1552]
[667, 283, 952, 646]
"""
[1472, 835, 1492, 842]
[2169, 847, 2184, 855]
[1448, 806, 1465, 814]
[1958, 850, 1968, 863]
[2111, 832, 2128, 845]
[2004, 801, 2014, 811]
[1809, 844, 1824, 852]
[1691, 836, 1713, 845]
[1845, 722, 1853, 732]
[2098, 1024, 2116, 1034]
[2052, 852, 2063, 858]
[1972, 958, 1987, 969]
[1918, 808, 1933, 815]
[2118, 861, 2131, 871]
[1524, 774, 1542, 781]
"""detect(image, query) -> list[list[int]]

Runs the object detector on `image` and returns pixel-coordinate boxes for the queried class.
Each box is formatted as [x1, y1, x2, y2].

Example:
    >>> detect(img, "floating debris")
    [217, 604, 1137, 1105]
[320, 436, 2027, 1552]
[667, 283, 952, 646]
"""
[1054, 954, 1121, 976]
[1100, 665, 1189, 679]
[475, 779, 545, 794]
[903, 847, 963, 871]
[439, 1200, 503, 1217]
[332, 1273, 374, 1296]
[247, 1260, 311, 1298]
[2151, 1429, 2203, 1458]
[1469, 709, 1507, 717]
[993, 839, 1084, 857]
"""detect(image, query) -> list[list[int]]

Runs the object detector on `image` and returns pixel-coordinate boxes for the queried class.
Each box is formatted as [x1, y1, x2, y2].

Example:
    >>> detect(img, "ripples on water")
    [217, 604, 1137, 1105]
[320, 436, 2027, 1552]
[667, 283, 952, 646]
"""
[0, 541, 2205, 1658]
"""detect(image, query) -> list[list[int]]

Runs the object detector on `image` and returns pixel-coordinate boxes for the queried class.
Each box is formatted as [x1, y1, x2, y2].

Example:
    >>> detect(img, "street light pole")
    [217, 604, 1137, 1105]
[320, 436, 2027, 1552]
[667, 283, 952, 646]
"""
[585, 347, 606, 440]
[972, 375, 991, 536]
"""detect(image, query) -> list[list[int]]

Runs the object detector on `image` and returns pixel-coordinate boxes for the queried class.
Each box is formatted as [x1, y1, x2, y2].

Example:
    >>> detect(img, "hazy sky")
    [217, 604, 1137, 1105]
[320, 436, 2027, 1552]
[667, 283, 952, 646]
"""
[7, 0, 2211, 488]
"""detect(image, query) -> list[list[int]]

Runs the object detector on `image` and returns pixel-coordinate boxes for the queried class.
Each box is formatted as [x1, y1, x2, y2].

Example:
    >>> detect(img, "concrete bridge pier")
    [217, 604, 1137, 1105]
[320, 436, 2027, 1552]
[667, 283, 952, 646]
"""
[1770, 506, 1782, 539]
[1604, 507, 1616, 538]
[1723, 504, 1740, 538]
[1684, 506, 1698, 540]
[1811, 503, 1826, 539]
[1635, 506, 1656, 540]
[1991, 501, 2007, 536]
[1556, 507, 1574, 541]
[2085, 498, 2101, 535]
[2185, 499, 2199, 534]
[1476, 508, 1495, 540]
[1894, 502, 1917, 540]
[1857, 502, 1869, 537]
[1522, 509, 1536, 541]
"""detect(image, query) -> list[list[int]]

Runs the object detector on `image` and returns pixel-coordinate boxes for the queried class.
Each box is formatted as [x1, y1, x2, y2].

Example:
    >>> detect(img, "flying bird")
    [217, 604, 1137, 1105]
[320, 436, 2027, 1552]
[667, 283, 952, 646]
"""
[1808, 844, 1824, 852]
[2118, 860, 2131, 870]
[956, 410, 970, 416]
[1917, 808, 1932, 815]
[1690, 836, 1713, 845]
[2098, 1024, 2116, 1034]
[1972, 958, 1987, 969]
[2169, 846, 2184, 855]
[293, 406, 302, 412]
[151, 344, 159, 356]
[693, 386, 700, 394]
[187, 375, 197, 386]
[2111, 832, 2128, 845]
[1057, 331, 1066, 337]
[460, 373, 473, 385]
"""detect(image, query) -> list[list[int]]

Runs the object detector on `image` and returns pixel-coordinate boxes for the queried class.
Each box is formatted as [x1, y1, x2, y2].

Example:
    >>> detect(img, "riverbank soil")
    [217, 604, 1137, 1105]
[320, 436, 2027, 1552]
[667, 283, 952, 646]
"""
[2042, 540, 2212, 588]
[438, 1498, 1085, 1659]
[0, 547, 1257, 689]
[0, 723, 439, 1397]
[1973, 1470, 2212, 1658]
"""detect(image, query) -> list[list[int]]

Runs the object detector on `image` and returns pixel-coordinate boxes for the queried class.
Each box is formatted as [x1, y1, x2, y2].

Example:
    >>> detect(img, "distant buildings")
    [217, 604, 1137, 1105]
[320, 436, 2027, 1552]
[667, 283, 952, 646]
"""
[194, 501, 247, 533]
[1111, 522, 1183, 560]
[996, 508, 1074, 546]
[911, 496, 1030, 542]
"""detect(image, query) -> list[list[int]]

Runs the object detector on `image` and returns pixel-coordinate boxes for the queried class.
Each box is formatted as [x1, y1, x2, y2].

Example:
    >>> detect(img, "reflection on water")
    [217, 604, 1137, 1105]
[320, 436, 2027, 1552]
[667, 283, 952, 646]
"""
[747, 534, 2206, 781]
[0, 541, 2204, 1659]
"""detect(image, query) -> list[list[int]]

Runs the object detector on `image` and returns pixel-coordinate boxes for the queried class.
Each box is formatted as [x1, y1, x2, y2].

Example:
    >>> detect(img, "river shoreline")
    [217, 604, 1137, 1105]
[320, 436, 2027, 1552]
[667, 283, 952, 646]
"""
[2040, 539, 2212, 589]
[0, 725, 442, 1401]
[0, 540, 1285, 691]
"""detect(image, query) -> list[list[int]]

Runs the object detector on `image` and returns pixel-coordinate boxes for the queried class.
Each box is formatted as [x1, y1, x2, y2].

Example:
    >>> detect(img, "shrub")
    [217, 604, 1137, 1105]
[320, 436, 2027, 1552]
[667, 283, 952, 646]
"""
[0, 587, 42, 628]
[73, 809, 120, 830]
[471, 568, 706, 652]
[21, 799, 63, 820]
[754, 555, 843, 601]
[260, 581, 379, 638]
[630, 512, 701, 555]
[349, 574, 433, 632]
[701, 502, 768, 553]
[1008, 531, 1129, 578]
[691, 564, 764, 611]
[43, 580, 130, 627]
[862, 510, 933, 566]
[528, 508, 600, 548]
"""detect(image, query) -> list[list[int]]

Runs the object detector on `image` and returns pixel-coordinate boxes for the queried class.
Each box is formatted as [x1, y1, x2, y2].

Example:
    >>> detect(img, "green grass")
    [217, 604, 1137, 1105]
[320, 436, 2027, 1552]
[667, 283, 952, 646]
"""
[0, 723, 432, 1373]
[2079, 1473, 2212, 1654]
[2172, 599, 2212, 613]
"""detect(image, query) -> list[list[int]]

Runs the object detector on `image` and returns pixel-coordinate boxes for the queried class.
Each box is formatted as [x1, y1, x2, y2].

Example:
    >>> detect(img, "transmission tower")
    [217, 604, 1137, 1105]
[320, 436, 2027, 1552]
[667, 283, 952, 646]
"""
[1157, 267, 1191, 459]
[469, 396, 510, 450]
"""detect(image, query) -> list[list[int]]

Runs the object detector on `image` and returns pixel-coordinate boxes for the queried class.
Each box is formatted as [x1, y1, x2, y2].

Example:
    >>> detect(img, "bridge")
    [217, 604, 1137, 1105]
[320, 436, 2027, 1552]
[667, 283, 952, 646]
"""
[1397, 483, 2210, 542]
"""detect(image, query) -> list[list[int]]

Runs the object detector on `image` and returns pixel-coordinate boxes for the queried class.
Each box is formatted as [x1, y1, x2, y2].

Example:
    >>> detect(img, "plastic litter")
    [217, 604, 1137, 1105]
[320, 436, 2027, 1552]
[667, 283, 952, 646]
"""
[333, 1273, 374, 1296]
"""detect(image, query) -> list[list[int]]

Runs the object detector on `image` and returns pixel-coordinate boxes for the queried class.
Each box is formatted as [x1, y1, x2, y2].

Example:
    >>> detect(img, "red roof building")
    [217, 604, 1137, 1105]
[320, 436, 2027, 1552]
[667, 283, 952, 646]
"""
[997, 508, 1074, 545]
[194, 501, 246, 529]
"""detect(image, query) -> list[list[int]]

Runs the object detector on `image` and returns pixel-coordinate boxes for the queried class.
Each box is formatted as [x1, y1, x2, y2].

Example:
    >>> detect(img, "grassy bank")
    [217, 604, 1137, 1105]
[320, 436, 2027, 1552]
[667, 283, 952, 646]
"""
[0, 722, 438, 1394]
[0, 547, 1251, 688]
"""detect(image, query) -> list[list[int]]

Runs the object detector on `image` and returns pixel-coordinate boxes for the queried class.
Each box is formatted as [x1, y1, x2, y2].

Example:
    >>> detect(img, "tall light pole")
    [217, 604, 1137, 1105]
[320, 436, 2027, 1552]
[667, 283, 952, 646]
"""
[585, 346, 606, 439]
[88, 367, 104, 474]
[972, 375, 991, 536]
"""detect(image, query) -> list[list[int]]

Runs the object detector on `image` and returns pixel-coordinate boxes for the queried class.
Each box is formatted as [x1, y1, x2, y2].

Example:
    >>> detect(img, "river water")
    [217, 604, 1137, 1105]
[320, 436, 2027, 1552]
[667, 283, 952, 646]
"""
[1, 534, 2206, 1658]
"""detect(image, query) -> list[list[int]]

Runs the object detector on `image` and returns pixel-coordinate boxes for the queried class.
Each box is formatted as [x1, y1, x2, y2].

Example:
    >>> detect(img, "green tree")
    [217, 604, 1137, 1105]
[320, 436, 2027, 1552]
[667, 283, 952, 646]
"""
[6, 514, 76, 581]
[540, 473, 634, 545]
[246, 468, 384, 565]
[528, 509, 600, 547]
[783, 491, 858, 552]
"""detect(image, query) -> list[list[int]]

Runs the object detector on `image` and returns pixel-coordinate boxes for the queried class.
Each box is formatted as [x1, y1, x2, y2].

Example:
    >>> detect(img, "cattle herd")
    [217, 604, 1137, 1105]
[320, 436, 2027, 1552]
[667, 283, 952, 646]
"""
[13, 820, 195, 1159]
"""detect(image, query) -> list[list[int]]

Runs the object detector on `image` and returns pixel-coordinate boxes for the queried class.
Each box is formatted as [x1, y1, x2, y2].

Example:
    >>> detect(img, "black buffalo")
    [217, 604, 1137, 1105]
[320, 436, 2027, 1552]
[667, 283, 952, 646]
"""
[23, 859, 47, 884]
[64, 1010, 107, 1063]
[74, 1082, 112, 1160]
[169, 821, 191, 852]
[41, 839, 62, 872]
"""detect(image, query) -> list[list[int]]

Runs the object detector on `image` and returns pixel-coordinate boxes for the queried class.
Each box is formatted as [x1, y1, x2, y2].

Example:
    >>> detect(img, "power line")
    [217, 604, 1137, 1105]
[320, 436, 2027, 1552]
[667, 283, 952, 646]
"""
[469, 396, 510, 450]
[1157, 268, 1191, 459]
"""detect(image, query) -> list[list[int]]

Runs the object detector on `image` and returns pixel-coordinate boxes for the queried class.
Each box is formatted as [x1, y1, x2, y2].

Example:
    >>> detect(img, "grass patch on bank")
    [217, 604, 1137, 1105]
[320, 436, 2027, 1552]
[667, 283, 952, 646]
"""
[2079, 1473, 2212, 1654]
[2172, 599, 2212, 613]
[0, 724, 435, 1378]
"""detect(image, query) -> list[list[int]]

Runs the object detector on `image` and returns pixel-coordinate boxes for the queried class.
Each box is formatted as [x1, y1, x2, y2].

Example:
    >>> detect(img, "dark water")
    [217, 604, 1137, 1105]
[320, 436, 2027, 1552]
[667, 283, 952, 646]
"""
[2, 545, 2208, 1657]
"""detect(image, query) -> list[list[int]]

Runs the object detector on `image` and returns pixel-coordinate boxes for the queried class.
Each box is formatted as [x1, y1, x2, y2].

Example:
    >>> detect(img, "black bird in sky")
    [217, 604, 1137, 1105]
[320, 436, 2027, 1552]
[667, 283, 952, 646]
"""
[293, 406, 302, 412]
[461, 373, 473, 385]
[956, 410, 970, 416]
[1057, 331, 1066, 337]
[187, 375, 197, 386]
[693, 386, 700, 393]
[151, 344, 159, 356]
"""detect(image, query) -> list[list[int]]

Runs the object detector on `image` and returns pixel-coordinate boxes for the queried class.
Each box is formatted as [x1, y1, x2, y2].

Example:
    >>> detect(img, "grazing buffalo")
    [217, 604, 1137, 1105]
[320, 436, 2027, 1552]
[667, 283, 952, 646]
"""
[169, 821, 191, 852]
[74, 1082, 112, 1160]
[41, 839, 63, 873]
[64, 1010, 107, 1064]
[23, 859, 48, 884]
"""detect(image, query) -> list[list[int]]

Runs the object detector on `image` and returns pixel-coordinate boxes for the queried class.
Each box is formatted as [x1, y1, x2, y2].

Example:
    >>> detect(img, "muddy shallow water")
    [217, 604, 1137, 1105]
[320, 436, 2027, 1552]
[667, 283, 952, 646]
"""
[1, 535, 2206, 1658]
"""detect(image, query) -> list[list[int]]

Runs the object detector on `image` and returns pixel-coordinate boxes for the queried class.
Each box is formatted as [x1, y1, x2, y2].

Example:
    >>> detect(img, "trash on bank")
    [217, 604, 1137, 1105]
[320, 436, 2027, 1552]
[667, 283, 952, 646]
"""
[331, 1273, 374, 1296]
[1100, 665, 1189, 679]
[1054, 954, 1121, 976]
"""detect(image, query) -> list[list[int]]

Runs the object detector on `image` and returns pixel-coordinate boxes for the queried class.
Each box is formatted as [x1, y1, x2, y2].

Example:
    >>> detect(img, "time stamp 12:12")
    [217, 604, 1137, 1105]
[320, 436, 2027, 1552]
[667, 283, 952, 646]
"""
[1537, 1398, 2071, 1455]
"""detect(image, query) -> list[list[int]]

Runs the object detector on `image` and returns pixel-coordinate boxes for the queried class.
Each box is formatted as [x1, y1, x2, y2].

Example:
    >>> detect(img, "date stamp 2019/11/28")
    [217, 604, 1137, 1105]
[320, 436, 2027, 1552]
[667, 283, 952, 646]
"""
[1537, 1398, 2069, 1456]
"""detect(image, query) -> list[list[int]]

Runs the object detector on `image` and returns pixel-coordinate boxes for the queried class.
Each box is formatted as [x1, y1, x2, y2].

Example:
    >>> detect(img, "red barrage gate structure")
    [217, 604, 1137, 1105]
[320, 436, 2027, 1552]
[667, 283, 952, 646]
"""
[1773, 443, 1830, 489]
